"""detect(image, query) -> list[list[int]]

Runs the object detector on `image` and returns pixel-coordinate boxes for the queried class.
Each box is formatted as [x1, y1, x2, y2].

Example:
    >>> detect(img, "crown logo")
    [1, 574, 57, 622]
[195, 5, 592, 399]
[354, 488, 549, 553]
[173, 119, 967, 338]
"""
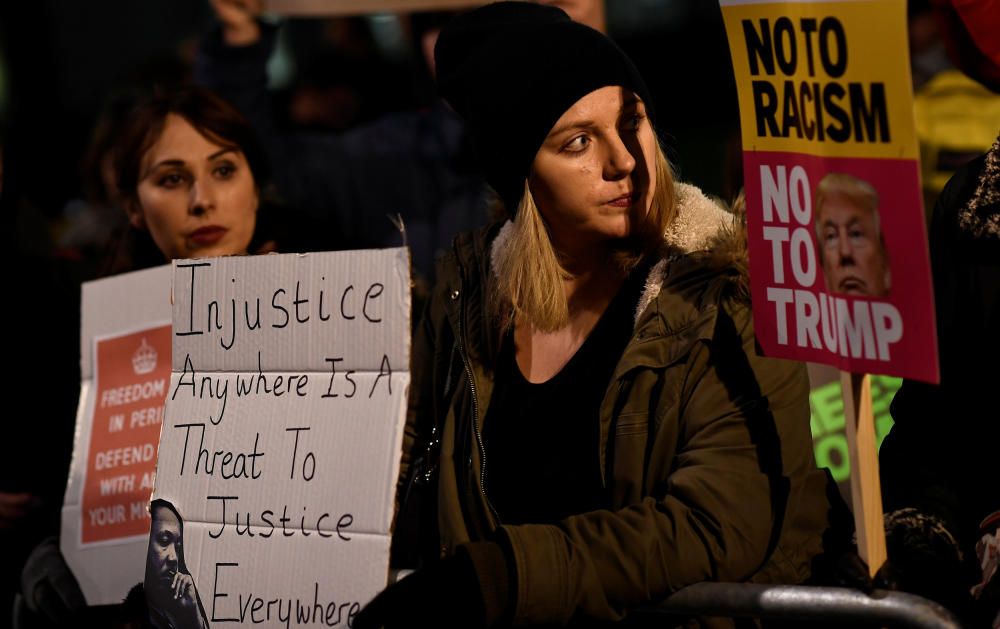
[132, 338, 158, 375]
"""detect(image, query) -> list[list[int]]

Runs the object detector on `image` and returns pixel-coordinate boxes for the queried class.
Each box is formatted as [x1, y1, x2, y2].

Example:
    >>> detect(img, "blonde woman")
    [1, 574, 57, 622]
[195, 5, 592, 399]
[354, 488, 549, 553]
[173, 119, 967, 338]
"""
[359, 3, 835, 628]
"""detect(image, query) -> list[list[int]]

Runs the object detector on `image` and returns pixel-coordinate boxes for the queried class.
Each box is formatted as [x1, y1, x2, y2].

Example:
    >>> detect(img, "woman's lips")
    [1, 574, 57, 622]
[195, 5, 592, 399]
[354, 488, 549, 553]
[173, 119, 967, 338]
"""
[189, 226, 228, 246]
[606, 194, 634, 208]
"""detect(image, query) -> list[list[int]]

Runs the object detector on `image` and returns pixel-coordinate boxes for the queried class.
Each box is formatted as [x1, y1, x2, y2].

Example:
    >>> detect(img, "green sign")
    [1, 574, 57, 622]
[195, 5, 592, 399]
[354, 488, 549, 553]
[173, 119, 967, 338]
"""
[810, 376, 900, 483]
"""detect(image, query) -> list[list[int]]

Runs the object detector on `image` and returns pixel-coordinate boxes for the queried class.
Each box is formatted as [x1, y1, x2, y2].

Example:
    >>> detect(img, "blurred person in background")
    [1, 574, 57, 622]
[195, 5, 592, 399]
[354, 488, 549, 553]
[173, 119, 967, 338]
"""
[197, 0, 491, 292]
[874, 1, 999, 625]
[909, 0, 1000, 215]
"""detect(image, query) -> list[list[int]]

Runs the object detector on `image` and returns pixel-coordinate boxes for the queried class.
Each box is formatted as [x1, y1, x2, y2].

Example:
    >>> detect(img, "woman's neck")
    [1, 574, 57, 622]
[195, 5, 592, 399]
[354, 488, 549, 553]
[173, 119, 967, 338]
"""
[513, 249, 626, 383]
[560, 247, 625, 320]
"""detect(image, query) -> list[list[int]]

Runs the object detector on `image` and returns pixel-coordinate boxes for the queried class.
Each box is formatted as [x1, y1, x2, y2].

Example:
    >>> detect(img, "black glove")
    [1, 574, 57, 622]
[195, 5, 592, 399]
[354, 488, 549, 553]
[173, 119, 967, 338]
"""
[355, 549, 488, 629]
[830, 549, 875, 593]
[19, 537, 87, 626]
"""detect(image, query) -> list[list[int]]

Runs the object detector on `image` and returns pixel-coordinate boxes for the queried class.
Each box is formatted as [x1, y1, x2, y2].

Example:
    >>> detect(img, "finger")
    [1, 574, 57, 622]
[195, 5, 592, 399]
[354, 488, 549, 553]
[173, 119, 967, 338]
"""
[173, 573, 183, 600]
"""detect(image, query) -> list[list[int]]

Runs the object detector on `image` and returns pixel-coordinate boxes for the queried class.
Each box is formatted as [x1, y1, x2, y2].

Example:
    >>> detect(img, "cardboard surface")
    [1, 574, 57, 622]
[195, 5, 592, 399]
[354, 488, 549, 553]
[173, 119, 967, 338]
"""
[62, 265, 173, 605]
[146, 249, 410, 628]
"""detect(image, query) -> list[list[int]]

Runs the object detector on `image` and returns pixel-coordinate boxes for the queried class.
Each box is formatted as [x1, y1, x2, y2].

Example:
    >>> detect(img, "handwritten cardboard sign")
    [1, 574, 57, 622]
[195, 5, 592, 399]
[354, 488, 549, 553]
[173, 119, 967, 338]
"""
[145, 249, 410, 628]
[62, 265, 172, 604]
[719, 0, 938, 382]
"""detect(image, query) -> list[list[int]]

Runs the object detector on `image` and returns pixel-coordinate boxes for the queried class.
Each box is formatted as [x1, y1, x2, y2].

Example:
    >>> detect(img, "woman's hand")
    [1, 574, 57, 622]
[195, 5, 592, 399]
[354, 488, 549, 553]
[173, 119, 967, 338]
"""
[354, 552, 488, 629]
[209, 0, 263, 46]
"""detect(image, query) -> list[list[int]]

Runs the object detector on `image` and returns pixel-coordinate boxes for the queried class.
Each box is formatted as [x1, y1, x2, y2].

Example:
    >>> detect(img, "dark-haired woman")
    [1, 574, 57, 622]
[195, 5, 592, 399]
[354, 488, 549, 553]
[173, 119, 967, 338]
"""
[105, 85, 276, 274]
[15, 86, 276, 629]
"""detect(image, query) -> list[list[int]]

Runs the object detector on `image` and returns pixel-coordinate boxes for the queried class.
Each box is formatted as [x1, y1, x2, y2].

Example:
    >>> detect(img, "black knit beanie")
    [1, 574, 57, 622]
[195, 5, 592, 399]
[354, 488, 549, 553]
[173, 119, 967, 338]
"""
[435, 1, 655, 214]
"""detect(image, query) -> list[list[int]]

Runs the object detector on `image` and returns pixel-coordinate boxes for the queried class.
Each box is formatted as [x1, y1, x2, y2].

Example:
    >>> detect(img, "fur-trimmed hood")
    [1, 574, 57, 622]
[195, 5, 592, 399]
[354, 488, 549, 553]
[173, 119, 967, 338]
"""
[489, 181, 749, 325]
[961, 134, 1000, 239]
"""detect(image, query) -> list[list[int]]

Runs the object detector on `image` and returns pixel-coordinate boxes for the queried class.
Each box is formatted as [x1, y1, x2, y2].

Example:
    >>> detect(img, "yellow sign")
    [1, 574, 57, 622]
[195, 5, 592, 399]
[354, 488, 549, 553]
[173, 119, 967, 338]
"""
[721, 0, 918, 159]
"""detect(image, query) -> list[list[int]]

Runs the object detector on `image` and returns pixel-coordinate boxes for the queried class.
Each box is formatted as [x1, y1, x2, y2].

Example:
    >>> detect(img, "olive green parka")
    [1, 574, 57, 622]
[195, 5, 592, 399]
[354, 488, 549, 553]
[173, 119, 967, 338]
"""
[397, 182, 833, 626]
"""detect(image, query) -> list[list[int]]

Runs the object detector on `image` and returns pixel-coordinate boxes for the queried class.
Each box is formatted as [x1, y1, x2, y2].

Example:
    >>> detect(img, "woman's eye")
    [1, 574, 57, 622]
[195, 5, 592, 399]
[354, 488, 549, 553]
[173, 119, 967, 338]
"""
[158, 173, 184, 188]
[563, 135, 590, 153]
[623, 113, 645, 131]
[214, 163, 236, 178]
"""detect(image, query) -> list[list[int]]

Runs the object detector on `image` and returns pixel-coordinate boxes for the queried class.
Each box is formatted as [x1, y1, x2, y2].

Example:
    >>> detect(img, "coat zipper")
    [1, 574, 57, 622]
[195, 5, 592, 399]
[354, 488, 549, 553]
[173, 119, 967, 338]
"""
[455, 296, 500, 523]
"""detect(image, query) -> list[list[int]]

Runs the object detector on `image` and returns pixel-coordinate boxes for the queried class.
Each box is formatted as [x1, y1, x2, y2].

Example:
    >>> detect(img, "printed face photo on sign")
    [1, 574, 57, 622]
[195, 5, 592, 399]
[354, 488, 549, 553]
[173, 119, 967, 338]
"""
[145, 499, 210, 629]
[814, 173, 891, 298]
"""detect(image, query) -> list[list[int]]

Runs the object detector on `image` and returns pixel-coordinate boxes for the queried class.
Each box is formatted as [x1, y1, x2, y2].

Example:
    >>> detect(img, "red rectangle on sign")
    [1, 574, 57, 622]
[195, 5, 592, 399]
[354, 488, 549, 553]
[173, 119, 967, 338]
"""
[743, 152, 938, 382]
[82, 325, 171, 543]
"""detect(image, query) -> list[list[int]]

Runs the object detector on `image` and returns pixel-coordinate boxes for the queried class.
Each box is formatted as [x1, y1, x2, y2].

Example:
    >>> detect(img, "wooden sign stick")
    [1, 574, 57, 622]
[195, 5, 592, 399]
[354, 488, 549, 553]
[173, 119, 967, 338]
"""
[840, 371, 887, 576]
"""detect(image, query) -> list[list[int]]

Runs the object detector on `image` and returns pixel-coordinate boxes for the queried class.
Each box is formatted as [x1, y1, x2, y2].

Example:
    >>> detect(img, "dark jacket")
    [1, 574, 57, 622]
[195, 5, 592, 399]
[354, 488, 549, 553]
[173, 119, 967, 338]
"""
[399, 183, 834, 626]
[879, 141, 1000, 623]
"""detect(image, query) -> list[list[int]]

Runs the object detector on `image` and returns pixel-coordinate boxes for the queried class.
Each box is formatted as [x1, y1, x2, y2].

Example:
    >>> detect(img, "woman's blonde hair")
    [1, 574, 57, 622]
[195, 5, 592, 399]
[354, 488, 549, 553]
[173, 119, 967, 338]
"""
[492, 143, 677, 332]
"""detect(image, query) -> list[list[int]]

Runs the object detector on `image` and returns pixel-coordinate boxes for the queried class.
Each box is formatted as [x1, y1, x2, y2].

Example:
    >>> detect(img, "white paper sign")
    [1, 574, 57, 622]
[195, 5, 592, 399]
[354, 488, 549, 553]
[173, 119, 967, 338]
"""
[146, 249, 410, 628]
[62, 265, 172, 605]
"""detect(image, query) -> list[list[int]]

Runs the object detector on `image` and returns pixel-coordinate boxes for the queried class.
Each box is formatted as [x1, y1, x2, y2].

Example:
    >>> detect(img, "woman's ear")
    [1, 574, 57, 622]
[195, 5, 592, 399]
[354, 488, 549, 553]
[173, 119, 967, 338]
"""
[124, 198, 145, 230]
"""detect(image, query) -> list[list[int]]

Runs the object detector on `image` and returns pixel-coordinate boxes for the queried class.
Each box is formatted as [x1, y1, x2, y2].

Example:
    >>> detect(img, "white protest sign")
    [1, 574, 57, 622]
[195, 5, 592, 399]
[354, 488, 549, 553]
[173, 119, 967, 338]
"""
[146, 249, 410, 628]
[62, 265, 172, 605]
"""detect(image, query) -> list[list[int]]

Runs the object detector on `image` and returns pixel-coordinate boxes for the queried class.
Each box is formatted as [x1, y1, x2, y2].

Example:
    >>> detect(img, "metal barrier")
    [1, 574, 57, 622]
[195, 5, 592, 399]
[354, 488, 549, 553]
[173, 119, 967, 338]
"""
[636, 583, 962, 628]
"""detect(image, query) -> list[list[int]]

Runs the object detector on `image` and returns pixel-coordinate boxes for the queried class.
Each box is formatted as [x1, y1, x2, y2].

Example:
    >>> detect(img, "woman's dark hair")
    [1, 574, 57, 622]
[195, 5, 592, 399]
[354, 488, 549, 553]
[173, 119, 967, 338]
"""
[114, 86, 269, 199]
[103, 86, 271, 275]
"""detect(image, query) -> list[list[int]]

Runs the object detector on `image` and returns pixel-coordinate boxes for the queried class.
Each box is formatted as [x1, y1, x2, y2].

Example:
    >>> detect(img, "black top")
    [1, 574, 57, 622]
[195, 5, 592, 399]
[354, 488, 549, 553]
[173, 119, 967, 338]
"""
[482, 271, 644, 525]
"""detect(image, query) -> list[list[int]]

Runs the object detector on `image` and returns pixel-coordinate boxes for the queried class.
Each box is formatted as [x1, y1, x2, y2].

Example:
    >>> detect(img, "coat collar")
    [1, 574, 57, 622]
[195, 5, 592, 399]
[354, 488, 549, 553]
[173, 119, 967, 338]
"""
[488, 181, 745, 328]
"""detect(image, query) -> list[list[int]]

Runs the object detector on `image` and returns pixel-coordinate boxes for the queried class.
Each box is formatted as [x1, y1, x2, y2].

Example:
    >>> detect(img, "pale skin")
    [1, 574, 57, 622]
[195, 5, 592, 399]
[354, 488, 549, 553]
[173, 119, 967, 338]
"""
[128, 113, 258, 261]
[517, 86, 657, 383]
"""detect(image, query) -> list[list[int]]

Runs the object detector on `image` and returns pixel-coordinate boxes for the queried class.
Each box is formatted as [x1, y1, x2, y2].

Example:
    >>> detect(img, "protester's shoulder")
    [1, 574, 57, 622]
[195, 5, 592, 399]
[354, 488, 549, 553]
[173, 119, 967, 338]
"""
[936, 152, 989, 219]
[644, 182, 750, 327]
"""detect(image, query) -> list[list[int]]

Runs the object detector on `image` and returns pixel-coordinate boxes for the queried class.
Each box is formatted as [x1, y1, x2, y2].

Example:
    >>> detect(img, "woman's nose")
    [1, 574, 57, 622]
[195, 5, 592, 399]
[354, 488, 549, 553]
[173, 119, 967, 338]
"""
[189, 179, 216, 215]
[604, 134, 637, 180]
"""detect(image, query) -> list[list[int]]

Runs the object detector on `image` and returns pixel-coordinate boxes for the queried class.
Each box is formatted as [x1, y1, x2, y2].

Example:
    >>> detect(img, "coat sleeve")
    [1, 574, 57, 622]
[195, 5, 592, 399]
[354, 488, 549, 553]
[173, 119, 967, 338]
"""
[498, 303, 814, 625]
[390, 277, 456, 569]
[395, 292, 438, 520]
